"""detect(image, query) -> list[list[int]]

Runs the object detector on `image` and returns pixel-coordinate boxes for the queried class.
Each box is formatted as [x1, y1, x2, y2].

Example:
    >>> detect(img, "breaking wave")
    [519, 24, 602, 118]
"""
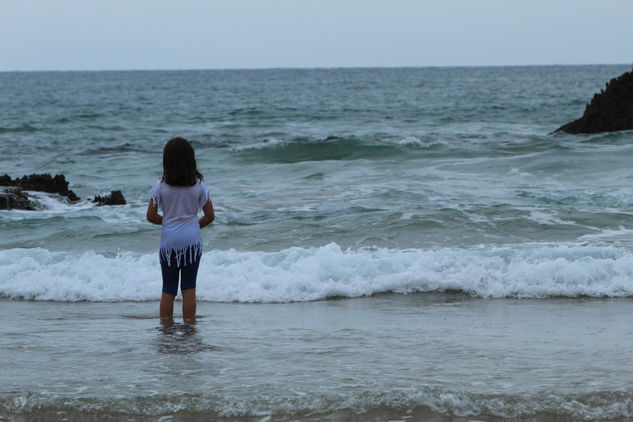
[232, 135, 448, 163]
[2, 243, 633, 302]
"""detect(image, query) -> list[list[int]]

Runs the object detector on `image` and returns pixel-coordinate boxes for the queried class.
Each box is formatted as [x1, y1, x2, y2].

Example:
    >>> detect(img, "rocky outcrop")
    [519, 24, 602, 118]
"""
[0, 173, 79, 202]
[92, 190, 126, 206]
[556, 68, 633, 134]
[0, 187, 37, 210]
[0, 173, 126, 210]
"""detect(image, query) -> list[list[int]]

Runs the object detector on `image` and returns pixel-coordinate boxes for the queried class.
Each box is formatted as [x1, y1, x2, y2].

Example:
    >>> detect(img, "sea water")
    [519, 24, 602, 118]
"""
[2, 65, 633, 420]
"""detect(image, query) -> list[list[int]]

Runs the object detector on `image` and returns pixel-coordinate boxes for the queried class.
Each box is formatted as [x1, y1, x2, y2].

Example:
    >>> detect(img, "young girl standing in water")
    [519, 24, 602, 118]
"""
[147, 137, 215, 320]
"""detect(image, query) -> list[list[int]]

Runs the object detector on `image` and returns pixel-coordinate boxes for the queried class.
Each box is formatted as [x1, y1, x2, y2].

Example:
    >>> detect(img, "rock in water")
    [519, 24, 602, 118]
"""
[0, 173, 80, 202]
[92, 190, 126, 206]
[0, 187, 37, 210]
[556, 67, 633, 134]
[0, 173, 126, 210]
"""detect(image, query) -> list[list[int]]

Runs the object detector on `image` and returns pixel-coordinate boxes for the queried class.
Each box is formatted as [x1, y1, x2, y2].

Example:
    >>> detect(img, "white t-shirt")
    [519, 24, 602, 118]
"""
[150, 179, 211, 266]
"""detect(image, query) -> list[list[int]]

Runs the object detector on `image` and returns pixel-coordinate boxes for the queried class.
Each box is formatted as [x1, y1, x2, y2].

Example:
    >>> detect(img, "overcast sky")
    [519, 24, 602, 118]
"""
[1, 0, 631, 71]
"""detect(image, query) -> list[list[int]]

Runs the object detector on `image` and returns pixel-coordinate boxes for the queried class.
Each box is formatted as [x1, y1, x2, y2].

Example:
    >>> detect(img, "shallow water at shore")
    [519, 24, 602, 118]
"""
[3, 295, 633, 421]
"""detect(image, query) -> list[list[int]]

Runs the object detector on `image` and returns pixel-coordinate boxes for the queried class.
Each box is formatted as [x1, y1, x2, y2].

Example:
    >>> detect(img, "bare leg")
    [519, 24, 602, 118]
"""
[182, 288, 196, 320]
[160, 315, 174, 327]
[160, 292, 176, 318]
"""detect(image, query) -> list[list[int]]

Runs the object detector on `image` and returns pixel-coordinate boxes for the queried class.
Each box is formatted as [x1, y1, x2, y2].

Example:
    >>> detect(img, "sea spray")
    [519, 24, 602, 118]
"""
[2, 243, 633, 302]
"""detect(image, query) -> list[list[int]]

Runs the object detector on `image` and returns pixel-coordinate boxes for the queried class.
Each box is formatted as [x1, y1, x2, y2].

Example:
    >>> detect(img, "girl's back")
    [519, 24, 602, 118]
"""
[150, 179, 210, 226]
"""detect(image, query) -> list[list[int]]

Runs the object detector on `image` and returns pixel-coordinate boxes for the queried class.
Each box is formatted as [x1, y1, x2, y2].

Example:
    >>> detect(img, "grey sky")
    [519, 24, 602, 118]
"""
[1, 0, 631, 71]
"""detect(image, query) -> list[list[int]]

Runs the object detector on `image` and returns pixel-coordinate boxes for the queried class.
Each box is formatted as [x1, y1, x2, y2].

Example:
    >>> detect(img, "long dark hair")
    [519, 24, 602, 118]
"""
[162, 137, 203, 186]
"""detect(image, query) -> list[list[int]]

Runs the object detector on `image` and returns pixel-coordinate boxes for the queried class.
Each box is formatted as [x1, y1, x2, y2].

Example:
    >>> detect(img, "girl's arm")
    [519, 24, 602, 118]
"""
[146, 199, 163, 225]
[199, 200, 215, 228]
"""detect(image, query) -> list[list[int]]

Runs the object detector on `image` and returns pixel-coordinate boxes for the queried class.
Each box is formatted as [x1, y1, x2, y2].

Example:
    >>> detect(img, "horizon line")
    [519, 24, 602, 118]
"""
[1, 62, 631, 73]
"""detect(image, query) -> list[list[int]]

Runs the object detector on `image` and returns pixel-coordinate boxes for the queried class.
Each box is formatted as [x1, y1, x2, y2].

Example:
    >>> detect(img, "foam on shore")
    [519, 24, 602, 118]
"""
[2, 243, 633, 302]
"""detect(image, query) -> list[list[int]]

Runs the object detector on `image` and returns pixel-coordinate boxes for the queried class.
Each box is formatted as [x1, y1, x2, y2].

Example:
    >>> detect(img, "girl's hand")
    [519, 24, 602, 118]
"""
[199, 200, 215, 228]
[146, 199, 163, 225]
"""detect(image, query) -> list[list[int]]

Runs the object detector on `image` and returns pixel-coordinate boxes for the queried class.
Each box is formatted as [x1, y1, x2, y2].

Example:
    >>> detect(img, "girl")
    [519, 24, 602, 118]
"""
[147, 137, 215, 320]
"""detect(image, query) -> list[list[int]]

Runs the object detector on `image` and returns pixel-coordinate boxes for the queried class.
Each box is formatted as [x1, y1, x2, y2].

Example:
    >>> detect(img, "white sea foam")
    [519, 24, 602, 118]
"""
[396, 136, 447, 148]
[232, 137, 286, 151]
[526, 209, 577, 226]
[25, 191, 83, 211]
[579, 227, 633, 243]
[3, 388, 632, 420]
[2, 243, 633, 302]
[0, 191, 94, 217]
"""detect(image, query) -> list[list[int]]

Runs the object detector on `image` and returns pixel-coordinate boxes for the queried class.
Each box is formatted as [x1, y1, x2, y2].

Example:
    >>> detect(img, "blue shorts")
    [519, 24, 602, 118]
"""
[160, 251, 201, 295]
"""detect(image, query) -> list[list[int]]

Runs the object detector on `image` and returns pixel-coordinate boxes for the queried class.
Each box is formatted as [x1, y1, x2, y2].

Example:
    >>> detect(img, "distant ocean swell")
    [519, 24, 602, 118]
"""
[227, 132, 629, 165]
[2, 388, 632, 421]
[230, 135, 443, 163]
[2, 243, 633, 302]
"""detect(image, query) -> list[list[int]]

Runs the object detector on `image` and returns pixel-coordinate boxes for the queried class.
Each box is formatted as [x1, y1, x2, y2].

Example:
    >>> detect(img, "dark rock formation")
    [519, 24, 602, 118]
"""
[556, 67, 633, 134]
[0, 173, 126, 210]
[0, 187, 37, 210]
[0, 173, 80, 210]
[92, 190, 126, 206]
[0, 173, 80, 202]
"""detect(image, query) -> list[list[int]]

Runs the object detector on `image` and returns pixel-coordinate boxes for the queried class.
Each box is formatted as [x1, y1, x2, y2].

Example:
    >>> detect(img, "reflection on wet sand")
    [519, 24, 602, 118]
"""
[155, 317, 218, 355]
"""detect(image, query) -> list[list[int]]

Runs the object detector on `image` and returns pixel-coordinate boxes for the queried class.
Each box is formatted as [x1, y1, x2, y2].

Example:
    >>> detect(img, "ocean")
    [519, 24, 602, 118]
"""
[1, 65, 633, 421]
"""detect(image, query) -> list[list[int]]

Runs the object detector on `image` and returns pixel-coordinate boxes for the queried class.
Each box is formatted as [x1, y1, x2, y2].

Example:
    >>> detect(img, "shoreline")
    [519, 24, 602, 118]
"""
[3, 292, 633, 421]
